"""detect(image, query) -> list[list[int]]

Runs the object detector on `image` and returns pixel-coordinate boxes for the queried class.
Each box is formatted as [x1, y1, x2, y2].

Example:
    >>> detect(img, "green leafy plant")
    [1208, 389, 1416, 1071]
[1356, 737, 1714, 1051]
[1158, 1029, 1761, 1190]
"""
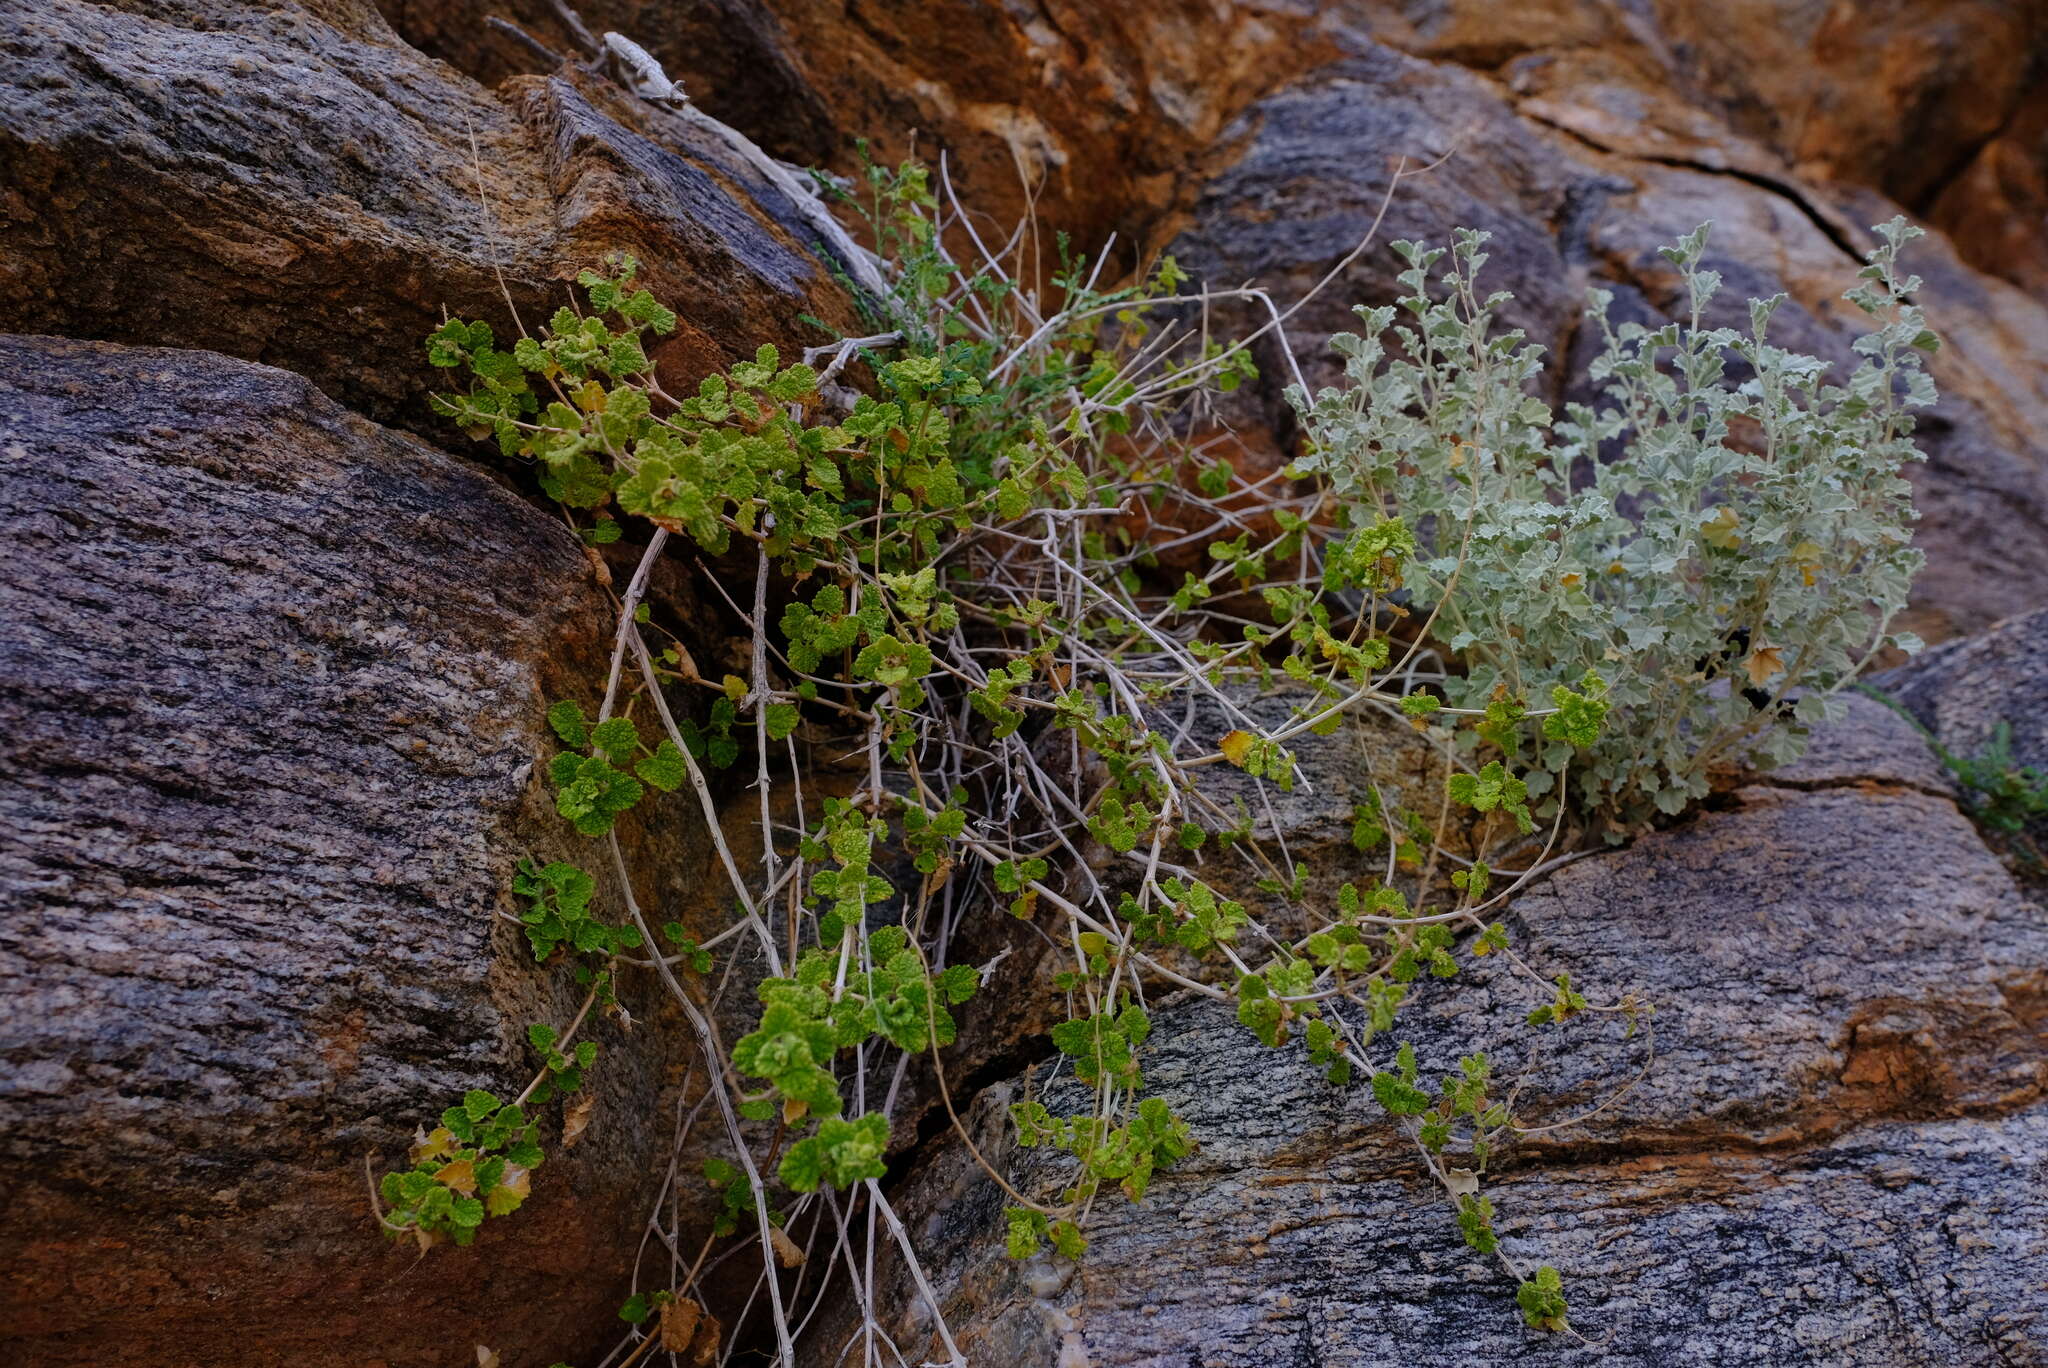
[513, 859, 639, 961]
[379, 1089, 543, 1247]
[393, 129, 1931, 1358]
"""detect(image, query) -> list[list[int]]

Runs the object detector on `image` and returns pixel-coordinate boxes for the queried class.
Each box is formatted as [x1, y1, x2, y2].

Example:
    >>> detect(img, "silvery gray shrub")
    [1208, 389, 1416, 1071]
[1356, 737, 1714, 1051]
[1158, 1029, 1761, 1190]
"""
[1291, 218, 1934, 825]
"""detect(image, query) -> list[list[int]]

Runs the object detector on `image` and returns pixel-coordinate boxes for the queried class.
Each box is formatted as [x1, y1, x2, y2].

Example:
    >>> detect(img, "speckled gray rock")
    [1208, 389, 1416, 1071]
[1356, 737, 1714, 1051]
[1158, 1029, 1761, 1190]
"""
[0, 0, 859, 427]
[814, 710, 2048, 1365]
[0, 335, 702, 1368]
[1743, 689, 1955, 797]
[1879, 606, 2048, 778]
[869, 1085, 2048, 1367]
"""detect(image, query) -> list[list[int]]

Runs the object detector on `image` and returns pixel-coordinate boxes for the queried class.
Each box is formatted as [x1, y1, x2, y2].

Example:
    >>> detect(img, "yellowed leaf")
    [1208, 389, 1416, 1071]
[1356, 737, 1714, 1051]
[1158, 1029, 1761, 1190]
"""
[434, 1159, 478, 1197]
[410, 1126, 458, 1165]
[782, 1096, 809, 1126]
[1790, 539, 1823, 587]
[484, 1164, 530, 1216]
[769, 1224, 806, 1268]
[475, 1347, 501, 1368]
[1701, 506, 1741, 551]
[561, 1092, 595, 1149]
[1218, 730, 1254, 768]
[1743, 645, 1786, 690]
[574, 378, 607, 413]
[659, 1296, 703, 1354]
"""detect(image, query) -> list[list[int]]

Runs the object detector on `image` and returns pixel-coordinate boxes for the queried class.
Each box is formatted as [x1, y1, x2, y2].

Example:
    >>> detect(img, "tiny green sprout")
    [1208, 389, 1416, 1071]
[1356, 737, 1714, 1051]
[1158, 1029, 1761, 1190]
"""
[379, 1089, 544, 1246]
[512, 859, 640, 961]
[854, 632, 932, 688]
[544, 702, 677, 835]
[1452, 862, 1492, 902]
[1937, 720, 2048, 837]
[1305, 1018, 1353, 1085]
[1369, 1042, 1433, 1117]
[1526, 973, 1589, 1026]
[1050, 1000, 1152, 1086]
[1236, 958, 1315, 1048]
[1005, 1207, 1048, 1259]
[1543, 671, 1610, 748]
[1400, 692, 1443, 719]
[780, 1113, 890, 1192]
[1518, 1266, 1569, 1331]
[659, 921, 715, 973]
[699, 1156, 755, 1237]
[547, 699, 591, 748]
[1457, 1192, 1499, 1254]
[1448, 761, 1534, 834]
[1325, 515, 1416, 594]
[1351, 803, 1388, 853]
[635, 739, 687, 792]
[1197, 459, 1234, 498]
[1087, 795, 1153, 854]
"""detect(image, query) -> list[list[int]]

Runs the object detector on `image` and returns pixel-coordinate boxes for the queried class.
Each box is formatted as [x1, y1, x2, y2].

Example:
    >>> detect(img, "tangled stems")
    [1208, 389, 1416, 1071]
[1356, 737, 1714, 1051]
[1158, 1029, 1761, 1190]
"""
[386, 158, 1928, 1359]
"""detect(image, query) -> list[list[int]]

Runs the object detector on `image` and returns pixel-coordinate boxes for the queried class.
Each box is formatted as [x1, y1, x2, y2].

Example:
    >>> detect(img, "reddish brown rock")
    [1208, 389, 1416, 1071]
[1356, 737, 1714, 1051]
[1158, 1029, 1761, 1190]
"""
[385, 3, 2048, 294]
[1647, 0, 2044, 214]
[378, 0, 837, 169]
[1926, 83, 2048, 300]
[379, 0, 1345, 277]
